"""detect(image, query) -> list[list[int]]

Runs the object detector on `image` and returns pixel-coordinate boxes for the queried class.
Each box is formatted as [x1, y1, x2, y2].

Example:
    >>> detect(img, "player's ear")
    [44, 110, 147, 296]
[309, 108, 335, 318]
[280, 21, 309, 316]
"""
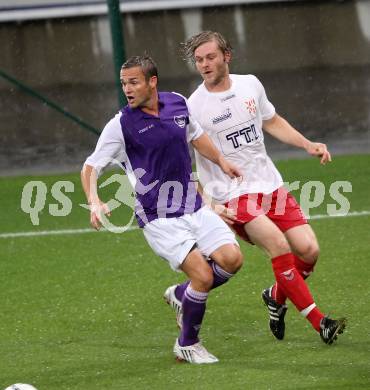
[224, 50, 231, 64]
[149, 75, 158, 88]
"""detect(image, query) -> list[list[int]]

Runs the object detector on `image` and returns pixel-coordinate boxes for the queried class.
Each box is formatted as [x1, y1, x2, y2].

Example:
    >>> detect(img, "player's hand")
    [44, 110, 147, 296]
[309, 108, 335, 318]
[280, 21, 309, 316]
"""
[90, 200, 111, 230]
[306, 142, 332, 165]
[219, 157, 243, 180]
[213, 204, 237, 225]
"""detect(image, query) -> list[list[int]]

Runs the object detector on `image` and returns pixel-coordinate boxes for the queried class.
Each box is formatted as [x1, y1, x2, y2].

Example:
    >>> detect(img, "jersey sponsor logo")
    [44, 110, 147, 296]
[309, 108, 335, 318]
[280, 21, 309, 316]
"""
[220, 93, 236, 102]
[216, 120, 261, 155]
[224, 124, 259, 149]
[174, 115, 186, 128]
[138, 124, 155, 134]
[212, 108, 232, 125]
[245, 98, 257, 115]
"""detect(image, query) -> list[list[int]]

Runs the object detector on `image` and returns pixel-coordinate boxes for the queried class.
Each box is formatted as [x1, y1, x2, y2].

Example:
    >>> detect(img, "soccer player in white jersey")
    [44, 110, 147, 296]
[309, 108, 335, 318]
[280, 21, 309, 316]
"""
[180, 31, 346, 345]
[81, 55, 245, 363]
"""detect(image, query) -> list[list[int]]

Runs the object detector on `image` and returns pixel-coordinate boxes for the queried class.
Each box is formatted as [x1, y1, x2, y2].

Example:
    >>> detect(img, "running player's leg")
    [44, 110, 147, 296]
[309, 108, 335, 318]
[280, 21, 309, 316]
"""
[271, 224, 319, 304]
[171, 247, 219, 363]
[259, 188, 346, 342]
[143, 216, 218, 363]
[173, 207, 242, 363]
[269, 189, 319, 304]
[244, 215, 325, 333]
[284, 226, 346, 344]
[178, 248, 213, 347]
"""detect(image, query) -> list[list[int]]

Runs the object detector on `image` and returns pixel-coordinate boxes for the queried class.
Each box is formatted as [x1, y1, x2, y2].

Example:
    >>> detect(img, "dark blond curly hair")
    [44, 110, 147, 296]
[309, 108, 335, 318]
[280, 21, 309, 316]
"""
[181, 31, 233, 63]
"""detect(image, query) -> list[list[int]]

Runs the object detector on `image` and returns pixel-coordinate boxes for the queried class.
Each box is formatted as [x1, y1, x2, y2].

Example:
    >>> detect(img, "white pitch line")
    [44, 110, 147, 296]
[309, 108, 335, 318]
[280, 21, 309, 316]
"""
[0, 210, 369, 239]
[309, 210, 370, 220]
[0, 225, 140, 239]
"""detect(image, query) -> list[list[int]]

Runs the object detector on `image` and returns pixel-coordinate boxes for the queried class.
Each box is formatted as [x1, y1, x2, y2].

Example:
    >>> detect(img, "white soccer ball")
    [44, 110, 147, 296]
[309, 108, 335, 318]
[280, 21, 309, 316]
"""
[4, 384, 38, 390]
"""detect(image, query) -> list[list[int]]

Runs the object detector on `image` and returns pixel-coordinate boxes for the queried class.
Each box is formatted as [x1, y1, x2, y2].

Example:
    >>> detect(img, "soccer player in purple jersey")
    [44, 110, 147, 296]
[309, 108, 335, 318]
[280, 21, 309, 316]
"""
[81, 55, 244, 364]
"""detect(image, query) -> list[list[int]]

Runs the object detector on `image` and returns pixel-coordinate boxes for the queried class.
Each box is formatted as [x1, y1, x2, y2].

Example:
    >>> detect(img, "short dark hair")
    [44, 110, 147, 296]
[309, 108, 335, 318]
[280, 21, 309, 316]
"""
[121, 55, 158, 81]
[182, 31, 233, 63]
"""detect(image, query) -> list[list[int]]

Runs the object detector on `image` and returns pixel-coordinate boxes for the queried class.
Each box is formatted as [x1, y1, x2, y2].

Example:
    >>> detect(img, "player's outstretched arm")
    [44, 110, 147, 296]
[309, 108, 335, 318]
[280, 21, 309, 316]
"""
[81, 164, 111, 230]
[191, 133, 243, 179]
[263, 114, 332, 165]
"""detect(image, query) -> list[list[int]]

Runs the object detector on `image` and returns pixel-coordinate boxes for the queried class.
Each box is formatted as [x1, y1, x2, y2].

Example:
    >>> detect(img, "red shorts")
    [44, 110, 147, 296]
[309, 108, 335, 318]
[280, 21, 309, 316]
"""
[224, 187, 307, 243]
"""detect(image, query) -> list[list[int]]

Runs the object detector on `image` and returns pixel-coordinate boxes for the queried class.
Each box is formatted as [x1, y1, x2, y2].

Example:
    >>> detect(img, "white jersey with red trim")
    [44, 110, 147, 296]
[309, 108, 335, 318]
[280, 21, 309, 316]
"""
[188, 74, 283, 203]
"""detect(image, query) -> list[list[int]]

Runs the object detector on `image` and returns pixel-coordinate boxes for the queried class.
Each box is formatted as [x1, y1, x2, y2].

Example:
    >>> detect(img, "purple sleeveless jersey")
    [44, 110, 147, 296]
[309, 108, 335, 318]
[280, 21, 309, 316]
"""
[120, 92, 203, 227]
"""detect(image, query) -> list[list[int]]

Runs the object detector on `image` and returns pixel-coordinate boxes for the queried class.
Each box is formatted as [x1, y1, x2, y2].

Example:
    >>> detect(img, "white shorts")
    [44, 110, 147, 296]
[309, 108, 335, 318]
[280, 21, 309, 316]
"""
[143, 206, 238, 271]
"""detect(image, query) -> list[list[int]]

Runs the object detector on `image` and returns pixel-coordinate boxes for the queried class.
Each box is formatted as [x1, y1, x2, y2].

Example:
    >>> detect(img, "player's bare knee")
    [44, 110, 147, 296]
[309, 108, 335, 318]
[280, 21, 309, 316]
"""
[308, 244, 320, 263]
[299, 243, 320, 264]
[222, 246, 243, 273]
[194, 267, 214, 291]
[230, 249, 244, 273]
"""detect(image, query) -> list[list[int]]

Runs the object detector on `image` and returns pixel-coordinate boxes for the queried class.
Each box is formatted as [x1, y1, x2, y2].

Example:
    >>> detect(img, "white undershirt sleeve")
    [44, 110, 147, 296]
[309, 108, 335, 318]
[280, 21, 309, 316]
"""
[84, 113, 127, 175]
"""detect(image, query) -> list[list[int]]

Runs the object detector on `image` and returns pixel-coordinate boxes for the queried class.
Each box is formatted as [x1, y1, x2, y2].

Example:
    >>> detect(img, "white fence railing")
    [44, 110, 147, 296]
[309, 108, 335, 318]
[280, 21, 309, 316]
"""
[0, 0, 298, 22]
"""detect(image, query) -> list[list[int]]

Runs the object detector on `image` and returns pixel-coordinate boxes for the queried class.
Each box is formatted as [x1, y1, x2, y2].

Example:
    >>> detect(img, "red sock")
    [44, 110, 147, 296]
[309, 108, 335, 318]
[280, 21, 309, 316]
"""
[272, 255, 315, 304]
[295, 256, 315, 279]
[272, 281, 287, 305]
[272, 253, 323, 331]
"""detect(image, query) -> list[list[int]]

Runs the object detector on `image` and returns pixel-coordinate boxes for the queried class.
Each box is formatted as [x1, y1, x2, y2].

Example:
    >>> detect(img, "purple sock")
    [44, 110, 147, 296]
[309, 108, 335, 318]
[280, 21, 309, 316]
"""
[208, 259, 234, 289]
[175, 280, 190, 301]
[179, 285, 208, 346]
[175, 260, 233, 301]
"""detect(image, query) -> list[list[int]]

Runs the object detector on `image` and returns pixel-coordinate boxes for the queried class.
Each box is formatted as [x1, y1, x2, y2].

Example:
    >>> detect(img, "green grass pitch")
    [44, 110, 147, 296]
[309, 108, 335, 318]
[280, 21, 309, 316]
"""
[0, 154, 369, 389]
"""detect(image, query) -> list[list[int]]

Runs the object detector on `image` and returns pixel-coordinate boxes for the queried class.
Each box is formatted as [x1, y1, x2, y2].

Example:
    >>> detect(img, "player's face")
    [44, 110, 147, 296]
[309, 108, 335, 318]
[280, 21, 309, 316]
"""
[120, 66, 156, 108]
[194, 40, 230, 88]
